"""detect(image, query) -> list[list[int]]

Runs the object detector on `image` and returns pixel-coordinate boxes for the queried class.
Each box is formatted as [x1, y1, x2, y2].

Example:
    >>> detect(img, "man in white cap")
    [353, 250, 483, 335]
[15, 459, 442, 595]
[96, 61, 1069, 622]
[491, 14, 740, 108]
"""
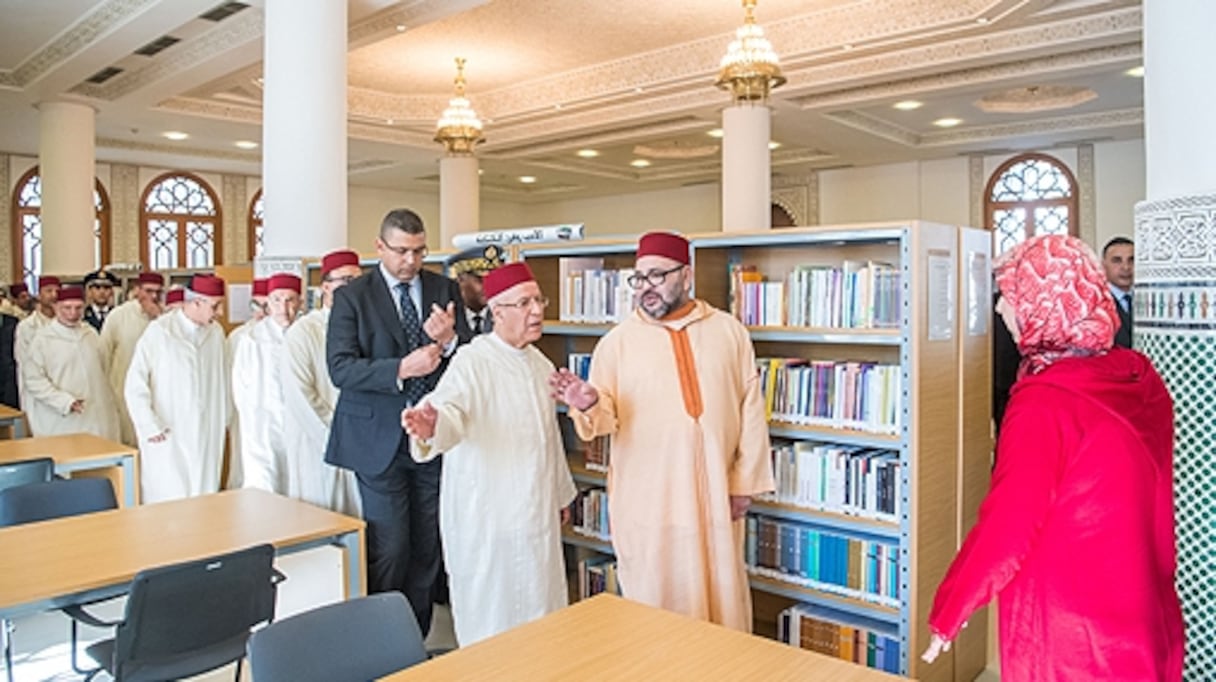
[232, 272, 301, 494]
[21, 285, 120, 439]
[402, 261, 576, 645]
[224, 277, 268, 489]
[15, 276, 61, 408]
[100, 272, 164, 446]
[281, 250, 363, 514]
[125, 274, 229, 503]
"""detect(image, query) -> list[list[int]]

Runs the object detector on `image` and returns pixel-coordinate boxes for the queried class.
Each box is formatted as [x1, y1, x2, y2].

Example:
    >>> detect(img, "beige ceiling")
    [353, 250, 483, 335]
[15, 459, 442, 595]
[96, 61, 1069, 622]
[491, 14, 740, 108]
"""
[0, 0, 1145, 202]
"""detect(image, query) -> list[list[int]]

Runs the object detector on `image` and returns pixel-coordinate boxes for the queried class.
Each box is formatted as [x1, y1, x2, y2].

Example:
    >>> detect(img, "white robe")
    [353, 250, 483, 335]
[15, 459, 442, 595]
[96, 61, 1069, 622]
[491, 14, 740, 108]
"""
[21, 321, 120, 440]
[281, 308, 361, 515]
[0, 301, 26, 320]
[14, 310, 52, 409]
[223, 320, 256, 489]
[231, 318, 290, 494]
[100, 299, 154, 446]
[412, 333, 577, 646]
[124, 310, 228, 504]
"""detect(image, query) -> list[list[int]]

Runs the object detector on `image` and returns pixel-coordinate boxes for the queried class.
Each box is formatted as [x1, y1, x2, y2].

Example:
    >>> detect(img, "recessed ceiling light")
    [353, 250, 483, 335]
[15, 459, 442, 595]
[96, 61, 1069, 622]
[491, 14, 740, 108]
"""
[768, 141, 781, 150]
[518, 175, 537, 184]
[385, 118, 394, 125]
[933, 117, 963, 128]
[576, 149, 600, 158]
[976, 17, 990, 24]
[554, 104, 563, 110]
[842, 44, 854, 51]
[478, 168, 484, 175]
[1125, 65, 1144, 77]
[630, 159, 651, 168]
[162, 131, 189, 141]
[893, 100, 923, 111]
[634, 87, 644, 93]
[706, 128, 724, 138]
[234, 140, 258, 149]
[395, 24, 406, 32]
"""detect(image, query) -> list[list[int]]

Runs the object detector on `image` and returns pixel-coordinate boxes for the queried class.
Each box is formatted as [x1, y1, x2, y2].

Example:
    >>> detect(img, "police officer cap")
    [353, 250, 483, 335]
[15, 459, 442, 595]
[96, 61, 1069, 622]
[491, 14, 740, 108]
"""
[84, 269, 120, 287]
[446, 244, 504, 277]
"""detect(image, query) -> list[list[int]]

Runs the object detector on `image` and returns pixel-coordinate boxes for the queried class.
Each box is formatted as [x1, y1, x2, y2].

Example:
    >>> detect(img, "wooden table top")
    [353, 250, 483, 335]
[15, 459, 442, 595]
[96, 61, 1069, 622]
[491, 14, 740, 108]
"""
[0, 433, 135, 465]
[383, 594, 901, 681]
[0, 489, 364, 614]
[0, 405, 21, 420]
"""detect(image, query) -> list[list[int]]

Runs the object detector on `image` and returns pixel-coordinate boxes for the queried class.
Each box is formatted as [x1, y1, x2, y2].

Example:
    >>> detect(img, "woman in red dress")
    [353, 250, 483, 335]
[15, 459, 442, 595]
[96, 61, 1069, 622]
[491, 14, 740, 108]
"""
[922, 235, 1183, 681]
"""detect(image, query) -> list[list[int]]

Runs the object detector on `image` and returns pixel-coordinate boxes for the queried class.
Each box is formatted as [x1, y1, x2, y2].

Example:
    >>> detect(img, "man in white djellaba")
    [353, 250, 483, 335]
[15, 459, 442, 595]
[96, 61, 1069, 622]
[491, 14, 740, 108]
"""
[100, 271, 164, 446]
[232, 273, 301, 494]
[402, 261, 576, 645]
[282, 250, 363, 515]
[223, 277, 268, 488]
[21, 285, 120, 439]
[125, 274, 229, 503]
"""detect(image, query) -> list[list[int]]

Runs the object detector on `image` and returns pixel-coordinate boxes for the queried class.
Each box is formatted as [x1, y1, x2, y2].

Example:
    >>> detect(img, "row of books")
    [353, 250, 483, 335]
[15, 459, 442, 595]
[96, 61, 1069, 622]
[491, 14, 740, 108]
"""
[558, 258, 637, 323]
[777, 604, 902, 674]
[758, 359, 901, 434]
[729, 262, 901, 328]
[571, 487, 611, 541]
[578, 556, 621, 599]
[568, 353, 592, 381]
[760, 441, 902, 522]
[746, 515, 901, 607]
[583, 435, 610, 472]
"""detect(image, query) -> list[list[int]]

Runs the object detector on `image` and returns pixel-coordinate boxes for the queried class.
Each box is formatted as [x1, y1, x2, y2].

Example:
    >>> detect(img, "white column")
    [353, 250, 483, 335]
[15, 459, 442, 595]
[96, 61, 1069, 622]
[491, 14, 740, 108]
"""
[1136, 3, 1216, 678]
[439, 156, 480, 248]
[721, 104, 771, 232]
[38, 100, 96, 275]
[262, 0, 346, 258]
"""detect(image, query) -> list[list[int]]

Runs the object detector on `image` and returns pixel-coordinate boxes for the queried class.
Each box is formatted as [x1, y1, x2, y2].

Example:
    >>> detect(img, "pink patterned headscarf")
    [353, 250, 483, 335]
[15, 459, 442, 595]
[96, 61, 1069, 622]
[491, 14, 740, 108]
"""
[995, 234, 1119, 376]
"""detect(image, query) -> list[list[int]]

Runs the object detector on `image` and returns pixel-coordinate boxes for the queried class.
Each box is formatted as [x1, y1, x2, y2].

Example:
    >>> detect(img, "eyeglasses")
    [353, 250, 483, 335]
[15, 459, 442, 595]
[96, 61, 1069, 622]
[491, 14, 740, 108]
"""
[626, 264, 685, 290]
[495, 295, 550, 311]
[382, 242, 428, 259]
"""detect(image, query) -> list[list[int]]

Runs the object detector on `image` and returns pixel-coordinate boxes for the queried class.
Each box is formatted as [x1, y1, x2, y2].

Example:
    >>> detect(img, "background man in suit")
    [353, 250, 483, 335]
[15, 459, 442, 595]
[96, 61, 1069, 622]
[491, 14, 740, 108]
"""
[1102, 237, 1135, 348]
[325, 208, 471, 636]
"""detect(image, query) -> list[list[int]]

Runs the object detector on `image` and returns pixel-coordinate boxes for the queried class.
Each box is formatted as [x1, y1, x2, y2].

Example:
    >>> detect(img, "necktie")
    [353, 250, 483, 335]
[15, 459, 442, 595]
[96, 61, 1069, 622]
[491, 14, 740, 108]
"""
[472, 312, 483, 334]
[1123, 293, 1133, 313]
[397, 282, 427, 404]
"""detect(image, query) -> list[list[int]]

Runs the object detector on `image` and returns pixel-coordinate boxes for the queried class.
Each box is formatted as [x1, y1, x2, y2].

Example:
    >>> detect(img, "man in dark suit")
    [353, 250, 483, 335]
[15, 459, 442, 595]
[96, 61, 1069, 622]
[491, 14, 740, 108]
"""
[82, 269, 119, 332]
[1102, 237, 1135, 348]
[325, 208, 472, 636]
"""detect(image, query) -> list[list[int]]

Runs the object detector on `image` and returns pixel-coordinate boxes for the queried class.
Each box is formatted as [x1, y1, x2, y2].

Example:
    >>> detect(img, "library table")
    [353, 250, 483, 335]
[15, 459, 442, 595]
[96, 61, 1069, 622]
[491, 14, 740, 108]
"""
[0, 433, 137, 506]
[0, 405, 25, 438]
[0, 489, 366, 621]
[383, 594, 900, 681]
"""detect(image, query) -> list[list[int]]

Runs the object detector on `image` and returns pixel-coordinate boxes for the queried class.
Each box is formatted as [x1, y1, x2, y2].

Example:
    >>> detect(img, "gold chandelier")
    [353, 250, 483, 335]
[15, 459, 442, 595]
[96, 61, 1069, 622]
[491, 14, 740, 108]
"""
[715, 0, 786, 103]
[435, 57, 485, 154]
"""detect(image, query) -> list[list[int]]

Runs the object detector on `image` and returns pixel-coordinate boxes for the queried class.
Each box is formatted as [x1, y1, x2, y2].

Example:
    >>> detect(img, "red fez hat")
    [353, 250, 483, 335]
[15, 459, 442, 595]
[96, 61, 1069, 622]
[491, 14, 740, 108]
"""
[165, 288, 185, 305]
[483, 262, 536, 301]
[137, 272, 164, 286]
[251, 278, 269, 297]
[189, 274, 226, 297]
[38, 275, 62, 289]
[637, 231, 690, 265]
[57, 286, 84, 302]
[9, 284, 27, 297]
[268, 273, 301, 294]
[322, 250, 361, 276]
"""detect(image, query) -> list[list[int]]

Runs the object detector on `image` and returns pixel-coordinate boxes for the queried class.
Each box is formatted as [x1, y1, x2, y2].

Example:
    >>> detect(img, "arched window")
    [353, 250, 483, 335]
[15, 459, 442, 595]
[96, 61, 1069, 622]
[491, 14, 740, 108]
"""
[984, 153, 1078, 256]
[140, 172, 222, 269]
[9, 166, 111, 288]
[248, 189, 264, 259]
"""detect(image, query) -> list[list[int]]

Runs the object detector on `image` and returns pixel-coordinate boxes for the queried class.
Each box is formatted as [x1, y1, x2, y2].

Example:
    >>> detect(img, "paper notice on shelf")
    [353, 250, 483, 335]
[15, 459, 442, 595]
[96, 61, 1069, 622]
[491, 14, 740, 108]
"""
[228, 284, 253, 323]
[967, 252, 990, 336]
[451, 224, 585, 250]
[927, 250, 954, 341]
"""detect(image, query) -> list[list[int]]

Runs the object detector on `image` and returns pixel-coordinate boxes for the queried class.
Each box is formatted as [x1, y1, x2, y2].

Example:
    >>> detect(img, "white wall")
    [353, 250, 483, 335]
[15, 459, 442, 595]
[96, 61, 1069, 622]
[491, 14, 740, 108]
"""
[514, 182, 721, 238]
[1093, 138, 1145, 247]
[820, 159, 971, 227]
[346, 185, 530, 252]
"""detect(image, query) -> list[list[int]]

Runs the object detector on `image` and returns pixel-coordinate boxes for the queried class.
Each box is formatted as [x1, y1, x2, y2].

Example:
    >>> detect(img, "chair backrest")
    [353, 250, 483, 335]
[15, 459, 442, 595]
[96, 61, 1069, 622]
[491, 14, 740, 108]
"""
[112, 543, 282, 682]
[0, 457, 54, 493]
[247, 592, 427, 682]
[0, 477, 116, 526]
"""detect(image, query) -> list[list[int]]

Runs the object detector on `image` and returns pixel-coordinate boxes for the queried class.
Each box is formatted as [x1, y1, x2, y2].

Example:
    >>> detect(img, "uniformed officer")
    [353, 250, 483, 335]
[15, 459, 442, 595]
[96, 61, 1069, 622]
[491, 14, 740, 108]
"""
[83, 269, 120, 331]
[446, 244, 504, 335]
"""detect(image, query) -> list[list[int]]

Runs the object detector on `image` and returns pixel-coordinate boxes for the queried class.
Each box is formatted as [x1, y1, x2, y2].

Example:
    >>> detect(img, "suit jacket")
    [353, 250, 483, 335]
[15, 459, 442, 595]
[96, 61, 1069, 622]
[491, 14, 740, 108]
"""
[1114, 296, 1133, 349]
[324, 267, 472, 476]
[83, 306, 109, 332]
[0, 314, 17, 409]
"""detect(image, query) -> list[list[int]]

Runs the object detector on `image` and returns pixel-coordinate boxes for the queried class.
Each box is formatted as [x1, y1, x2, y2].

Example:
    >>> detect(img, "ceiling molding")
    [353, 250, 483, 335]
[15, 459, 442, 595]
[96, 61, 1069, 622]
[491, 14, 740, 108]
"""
[790, 42, 1141, 110]
[823, 106, 1143, 147]
[348, 0, 492, 48]
[71, 9, 263, 100]
[482, 117, 711, 159]
[96, 134, 259, 162]
[0, 0, 157, 88]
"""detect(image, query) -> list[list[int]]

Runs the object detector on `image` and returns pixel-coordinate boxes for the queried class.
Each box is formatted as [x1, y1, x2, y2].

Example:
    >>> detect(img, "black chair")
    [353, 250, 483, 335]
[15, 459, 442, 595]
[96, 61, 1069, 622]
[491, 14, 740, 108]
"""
[0, 457, 53, 493]
[84, 543, 285, 682]
[247, 592, 427, 682]
[0, 477, 117, 682]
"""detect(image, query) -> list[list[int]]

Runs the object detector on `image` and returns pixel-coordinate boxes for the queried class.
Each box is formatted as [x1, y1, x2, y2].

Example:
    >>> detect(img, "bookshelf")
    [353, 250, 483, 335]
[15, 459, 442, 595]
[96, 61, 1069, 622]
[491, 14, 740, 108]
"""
[521, 223, 990, 681]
